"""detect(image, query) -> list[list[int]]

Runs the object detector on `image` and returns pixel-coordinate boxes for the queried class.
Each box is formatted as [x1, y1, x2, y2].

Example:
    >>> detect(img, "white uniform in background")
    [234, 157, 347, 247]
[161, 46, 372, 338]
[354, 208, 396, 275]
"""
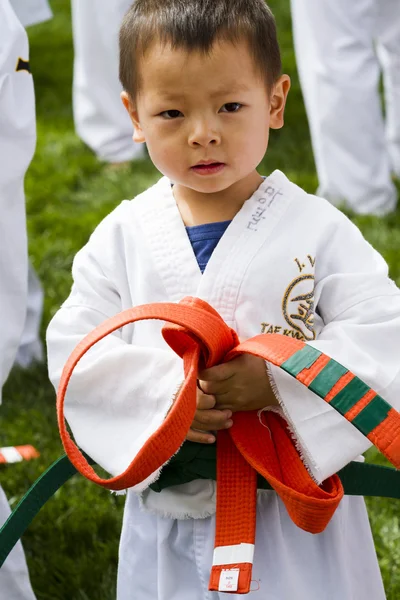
[10, 0, 50, 369]
[14, 263, 43, 369]
[71, 0, 146, 163]
[47, 171, 400, 599]
[9, 0, 52, 28]
[0, 2, 37, 598]
[291, 0, 400, 216]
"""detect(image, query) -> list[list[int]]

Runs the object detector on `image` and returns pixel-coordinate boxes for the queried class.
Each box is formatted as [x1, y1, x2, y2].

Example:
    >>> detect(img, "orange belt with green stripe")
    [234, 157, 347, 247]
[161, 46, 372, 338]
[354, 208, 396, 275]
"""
[55, 296, 400, 594]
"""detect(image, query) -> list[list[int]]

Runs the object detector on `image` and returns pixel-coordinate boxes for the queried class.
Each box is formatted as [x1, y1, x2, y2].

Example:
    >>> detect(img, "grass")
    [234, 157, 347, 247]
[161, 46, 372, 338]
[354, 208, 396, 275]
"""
[1, 0, 399, 598]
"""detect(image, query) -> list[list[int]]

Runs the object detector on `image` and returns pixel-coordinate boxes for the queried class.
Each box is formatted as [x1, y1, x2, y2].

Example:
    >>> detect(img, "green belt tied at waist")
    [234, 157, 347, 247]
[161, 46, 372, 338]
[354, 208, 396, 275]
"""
[0, 442, 399, 569]
[149, 441, 399, 498]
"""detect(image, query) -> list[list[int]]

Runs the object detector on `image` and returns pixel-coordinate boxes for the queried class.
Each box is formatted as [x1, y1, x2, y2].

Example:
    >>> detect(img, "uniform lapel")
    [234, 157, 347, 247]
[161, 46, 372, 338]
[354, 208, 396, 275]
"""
[197, 171, 293, 326]
[133, 171, 292, 317]
[134, 176, 202, 302]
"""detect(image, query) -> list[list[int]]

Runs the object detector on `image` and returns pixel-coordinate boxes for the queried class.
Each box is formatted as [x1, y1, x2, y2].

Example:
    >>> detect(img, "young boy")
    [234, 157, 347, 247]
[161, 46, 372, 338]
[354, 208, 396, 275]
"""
[47, 1, 400, 598]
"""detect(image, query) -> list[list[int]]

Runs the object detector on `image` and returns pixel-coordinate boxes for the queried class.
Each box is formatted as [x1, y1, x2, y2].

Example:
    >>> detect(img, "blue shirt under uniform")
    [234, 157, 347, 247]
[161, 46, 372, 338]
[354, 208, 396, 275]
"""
[186, 221, 231, 273]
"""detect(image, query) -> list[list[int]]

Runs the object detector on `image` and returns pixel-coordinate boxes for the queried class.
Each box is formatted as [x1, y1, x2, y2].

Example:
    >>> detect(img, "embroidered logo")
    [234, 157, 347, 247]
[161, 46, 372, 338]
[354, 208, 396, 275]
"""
[282, 274, 315, 341]
[261, 255, 316, 341]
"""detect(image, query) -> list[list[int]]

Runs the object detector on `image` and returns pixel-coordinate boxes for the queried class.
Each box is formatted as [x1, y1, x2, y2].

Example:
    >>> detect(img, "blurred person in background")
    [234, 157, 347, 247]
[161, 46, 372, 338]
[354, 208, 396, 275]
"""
[291, 0, 400, 215]
[9, 0, 52, 369]
[71, 0, 146, 165]
[0, 0, 51, 597]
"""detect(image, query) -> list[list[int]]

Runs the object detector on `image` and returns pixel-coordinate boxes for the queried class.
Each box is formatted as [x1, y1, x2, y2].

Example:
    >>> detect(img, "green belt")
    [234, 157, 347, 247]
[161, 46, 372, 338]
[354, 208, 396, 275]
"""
[1, 443, 399, 568]
[149, 442, 400, 497]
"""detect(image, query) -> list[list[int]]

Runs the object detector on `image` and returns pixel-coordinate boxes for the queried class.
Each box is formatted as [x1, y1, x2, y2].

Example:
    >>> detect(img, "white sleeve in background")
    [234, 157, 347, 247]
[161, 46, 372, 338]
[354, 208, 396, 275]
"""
[268, 213, 400, 484]
[46, 218, 184, 491]
[9, 0, 53, 28]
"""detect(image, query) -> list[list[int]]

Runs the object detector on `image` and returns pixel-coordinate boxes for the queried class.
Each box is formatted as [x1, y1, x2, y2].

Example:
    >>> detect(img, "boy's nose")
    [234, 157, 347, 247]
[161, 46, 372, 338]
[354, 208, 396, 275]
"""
[188, 120, 221, 147]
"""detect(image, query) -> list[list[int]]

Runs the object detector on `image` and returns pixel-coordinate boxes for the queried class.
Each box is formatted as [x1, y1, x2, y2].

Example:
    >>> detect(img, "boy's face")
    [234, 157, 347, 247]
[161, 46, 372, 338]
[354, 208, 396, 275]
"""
[122, 38, 290, 203]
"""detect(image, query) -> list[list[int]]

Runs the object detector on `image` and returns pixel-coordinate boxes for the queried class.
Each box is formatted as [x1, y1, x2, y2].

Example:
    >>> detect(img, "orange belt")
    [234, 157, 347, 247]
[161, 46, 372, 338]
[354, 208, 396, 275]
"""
[57, 297, 400, 594]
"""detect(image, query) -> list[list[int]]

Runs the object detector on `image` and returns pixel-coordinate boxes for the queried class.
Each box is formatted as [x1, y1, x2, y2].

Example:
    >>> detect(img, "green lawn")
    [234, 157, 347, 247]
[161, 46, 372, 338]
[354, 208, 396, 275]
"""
[1, 1, 399, 598]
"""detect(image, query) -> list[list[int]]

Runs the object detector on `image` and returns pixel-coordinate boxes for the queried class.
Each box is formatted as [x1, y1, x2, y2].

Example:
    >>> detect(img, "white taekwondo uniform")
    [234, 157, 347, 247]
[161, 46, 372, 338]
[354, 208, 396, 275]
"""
[0, 2, 37, 598]
[47, 171, 400, 599]
[291, 0, 400, 216]
[9, 0, 48, 369]
[71, 0, 146, 163]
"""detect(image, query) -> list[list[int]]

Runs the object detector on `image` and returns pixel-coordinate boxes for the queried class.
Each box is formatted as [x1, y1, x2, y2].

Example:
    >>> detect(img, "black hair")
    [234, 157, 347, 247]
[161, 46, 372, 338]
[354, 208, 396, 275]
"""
[119, 0, 281, 100]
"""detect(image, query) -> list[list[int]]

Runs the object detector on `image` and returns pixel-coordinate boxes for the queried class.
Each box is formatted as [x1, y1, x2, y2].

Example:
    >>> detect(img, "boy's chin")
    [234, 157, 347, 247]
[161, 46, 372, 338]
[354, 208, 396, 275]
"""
[188, 180, 233, 194]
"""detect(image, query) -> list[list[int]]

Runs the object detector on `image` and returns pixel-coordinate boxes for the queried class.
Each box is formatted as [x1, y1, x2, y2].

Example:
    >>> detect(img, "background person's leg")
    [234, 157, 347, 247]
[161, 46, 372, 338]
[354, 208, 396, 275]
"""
[71, 0, 145, 163]
[376, 0, 400, 179]
[0, 6, 41, 595]
[14, 263, 43, 369]
[290, 0, 397, 215]
[0, 486, 36, 600]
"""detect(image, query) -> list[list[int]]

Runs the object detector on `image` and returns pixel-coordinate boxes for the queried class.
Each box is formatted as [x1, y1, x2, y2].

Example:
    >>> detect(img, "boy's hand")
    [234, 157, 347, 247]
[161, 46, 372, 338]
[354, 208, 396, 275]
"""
[186, 389, 233, 444]
[198, 354, 279, 413]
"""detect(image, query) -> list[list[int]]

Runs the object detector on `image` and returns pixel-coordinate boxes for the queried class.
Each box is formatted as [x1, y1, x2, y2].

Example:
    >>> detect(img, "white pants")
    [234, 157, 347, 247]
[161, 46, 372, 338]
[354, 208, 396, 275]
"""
[117, 491, 385, 600]
[14, 263, 43, 369]
[0, 486, 36, 600]
[291, 0, 400, 215]
[71, 0, 146, 163]
[0, 4, 39, 597]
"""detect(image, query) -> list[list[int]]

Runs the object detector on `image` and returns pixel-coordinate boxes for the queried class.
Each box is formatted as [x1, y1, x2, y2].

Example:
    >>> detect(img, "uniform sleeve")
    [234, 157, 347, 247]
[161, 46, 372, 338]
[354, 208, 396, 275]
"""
[9, 0, 53, 28]
[267, 213, 400, 483]
[46, 219, 184, 491]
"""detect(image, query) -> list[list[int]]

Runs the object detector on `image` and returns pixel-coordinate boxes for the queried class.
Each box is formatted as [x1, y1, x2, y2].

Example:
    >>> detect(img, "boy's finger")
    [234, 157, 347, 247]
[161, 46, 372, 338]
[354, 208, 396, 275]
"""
[196, 391, 216, 410]
[198, 361, 236, 382]
[186, 429, 216, 444]
[193, 409, 232, 429]
[198, 379, 232, 396]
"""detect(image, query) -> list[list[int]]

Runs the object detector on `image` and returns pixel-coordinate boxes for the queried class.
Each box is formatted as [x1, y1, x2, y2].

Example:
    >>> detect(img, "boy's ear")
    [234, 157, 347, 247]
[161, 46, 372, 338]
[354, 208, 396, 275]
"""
[269, 75, 291, 130]
[121, 91, 146, 143]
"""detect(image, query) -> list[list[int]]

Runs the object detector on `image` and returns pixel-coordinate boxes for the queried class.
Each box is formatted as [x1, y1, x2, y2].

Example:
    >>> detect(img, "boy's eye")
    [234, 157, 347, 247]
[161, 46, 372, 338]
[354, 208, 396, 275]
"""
[160, 110, 182, 119]
[220, 102, 242, 113]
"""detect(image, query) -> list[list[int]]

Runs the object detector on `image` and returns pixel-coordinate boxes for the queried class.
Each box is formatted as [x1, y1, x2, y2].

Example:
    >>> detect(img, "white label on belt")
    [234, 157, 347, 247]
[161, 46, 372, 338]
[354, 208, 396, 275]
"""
[219, 568, 240, 592]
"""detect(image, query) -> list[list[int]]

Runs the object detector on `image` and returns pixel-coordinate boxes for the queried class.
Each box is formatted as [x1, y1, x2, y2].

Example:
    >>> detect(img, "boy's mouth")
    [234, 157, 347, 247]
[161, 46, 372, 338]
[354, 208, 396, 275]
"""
[193, 159, 222, 165]
[191, 161, 226, 174]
